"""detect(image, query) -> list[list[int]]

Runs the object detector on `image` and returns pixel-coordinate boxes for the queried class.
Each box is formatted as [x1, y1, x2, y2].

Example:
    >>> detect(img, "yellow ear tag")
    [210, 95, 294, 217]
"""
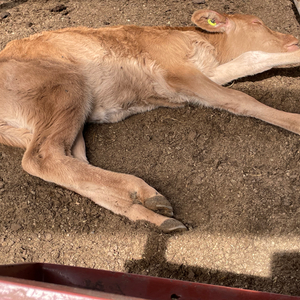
[208, 19, 217, 26]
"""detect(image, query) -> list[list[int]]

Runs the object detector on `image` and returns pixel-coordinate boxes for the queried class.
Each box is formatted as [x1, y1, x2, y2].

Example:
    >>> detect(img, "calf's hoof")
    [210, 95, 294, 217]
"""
[145, 196, 174, 217]
[159, 219, 187, 233]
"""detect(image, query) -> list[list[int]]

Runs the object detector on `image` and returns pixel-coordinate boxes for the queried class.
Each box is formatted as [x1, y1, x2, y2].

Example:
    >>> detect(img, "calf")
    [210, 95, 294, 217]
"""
[1, 9, 300, 233]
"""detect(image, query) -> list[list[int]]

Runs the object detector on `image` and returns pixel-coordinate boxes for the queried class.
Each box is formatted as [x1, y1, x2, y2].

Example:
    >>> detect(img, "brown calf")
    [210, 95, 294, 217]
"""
[1, 9, 300, 233]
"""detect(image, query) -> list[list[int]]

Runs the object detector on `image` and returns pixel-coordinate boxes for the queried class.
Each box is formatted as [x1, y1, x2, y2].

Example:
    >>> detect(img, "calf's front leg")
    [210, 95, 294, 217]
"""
[167, 66, 300, 135]
[209, 50, 300, 85]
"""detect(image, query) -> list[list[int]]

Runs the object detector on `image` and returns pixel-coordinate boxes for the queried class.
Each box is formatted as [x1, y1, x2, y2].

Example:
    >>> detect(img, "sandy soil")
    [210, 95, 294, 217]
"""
[1, 0, 300, 297]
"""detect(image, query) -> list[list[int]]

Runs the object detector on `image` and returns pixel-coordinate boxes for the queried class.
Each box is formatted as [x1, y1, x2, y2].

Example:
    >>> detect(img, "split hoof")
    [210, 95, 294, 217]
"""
[159, 219, 187, 234]
[144, 196, 174, 217]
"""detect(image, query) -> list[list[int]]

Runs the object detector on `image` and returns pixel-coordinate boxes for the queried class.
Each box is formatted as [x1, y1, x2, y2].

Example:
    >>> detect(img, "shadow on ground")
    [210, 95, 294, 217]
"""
[0, 0, 27, 11]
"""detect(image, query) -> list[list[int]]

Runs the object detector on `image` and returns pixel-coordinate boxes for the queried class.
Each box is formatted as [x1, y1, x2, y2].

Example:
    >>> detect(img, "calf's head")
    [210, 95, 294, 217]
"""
[192, 9, 299, 63]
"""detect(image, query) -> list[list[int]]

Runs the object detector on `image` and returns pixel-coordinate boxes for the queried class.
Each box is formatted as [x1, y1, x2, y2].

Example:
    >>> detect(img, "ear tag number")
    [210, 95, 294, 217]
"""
[208, 19, 217, 26]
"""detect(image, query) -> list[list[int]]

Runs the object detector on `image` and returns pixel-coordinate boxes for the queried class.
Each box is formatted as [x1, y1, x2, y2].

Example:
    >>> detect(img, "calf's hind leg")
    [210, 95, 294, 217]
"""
[20, 73, 185, 233]
[23, 140, 186, 233]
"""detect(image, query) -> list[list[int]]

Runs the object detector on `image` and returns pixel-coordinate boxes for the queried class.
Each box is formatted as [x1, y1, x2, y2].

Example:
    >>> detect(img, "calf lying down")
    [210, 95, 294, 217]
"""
[1, 9, 300, 233]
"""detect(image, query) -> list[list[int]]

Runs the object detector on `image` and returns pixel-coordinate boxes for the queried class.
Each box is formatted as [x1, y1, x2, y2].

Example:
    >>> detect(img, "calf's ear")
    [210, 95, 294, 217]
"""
[192, 9, 229, 32]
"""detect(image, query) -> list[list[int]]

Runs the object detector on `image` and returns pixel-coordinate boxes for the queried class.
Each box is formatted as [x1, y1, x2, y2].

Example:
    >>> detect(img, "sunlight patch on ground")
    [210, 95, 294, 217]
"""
[166, 231, 300, 277]
[0, 230, 148, 273]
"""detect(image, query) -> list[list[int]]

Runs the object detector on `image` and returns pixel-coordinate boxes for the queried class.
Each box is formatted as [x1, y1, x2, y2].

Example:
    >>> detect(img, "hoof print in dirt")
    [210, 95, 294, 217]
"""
[50, 4, 67, 13]
[0, 11, 11, 20]
[192, 0, 206, 3]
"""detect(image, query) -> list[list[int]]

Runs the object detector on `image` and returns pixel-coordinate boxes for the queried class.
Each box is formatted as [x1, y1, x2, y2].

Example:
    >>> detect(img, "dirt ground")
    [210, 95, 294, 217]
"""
[1, 0, 300, 297]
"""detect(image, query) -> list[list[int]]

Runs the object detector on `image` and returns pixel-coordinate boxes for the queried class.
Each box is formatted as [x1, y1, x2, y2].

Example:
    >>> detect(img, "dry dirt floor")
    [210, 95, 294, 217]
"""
[1, 0, 300, 297]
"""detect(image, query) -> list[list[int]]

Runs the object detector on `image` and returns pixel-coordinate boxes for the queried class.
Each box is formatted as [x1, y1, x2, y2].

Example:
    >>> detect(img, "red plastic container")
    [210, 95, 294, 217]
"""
[0, 263, 299, 300]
